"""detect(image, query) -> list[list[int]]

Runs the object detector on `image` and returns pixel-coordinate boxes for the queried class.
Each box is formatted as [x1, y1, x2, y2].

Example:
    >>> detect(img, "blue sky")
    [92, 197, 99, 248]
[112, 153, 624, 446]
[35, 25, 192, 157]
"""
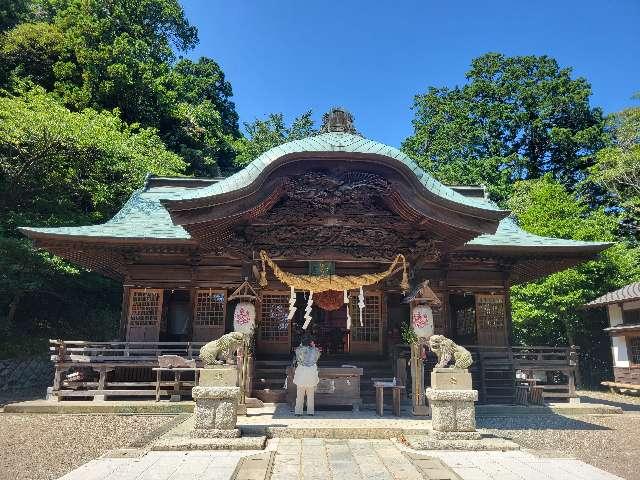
[181, 1, 640, 147]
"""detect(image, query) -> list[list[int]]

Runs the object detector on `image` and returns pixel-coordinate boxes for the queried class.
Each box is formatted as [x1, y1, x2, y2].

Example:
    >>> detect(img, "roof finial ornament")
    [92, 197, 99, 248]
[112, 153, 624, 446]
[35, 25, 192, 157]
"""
[320, 107, 358, 134]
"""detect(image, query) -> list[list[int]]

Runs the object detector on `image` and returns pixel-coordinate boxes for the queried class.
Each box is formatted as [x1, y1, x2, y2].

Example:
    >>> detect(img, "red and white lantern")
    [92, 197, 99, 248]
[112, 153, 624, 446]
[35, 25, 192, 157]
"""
[234, 302, 256, 334]
[411, 304, 434, 338]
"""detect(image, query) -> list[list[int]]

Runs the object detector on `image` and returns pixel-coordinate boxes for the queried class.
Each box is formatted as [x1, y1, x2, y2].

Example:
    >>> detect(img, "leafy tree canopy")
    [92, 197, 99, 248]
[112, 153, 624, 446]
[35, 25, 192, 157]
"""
[0, 0, 239, 176]
[402, 53, 606, 202]
[590, 100, 640, 235]
[0, 86, 185, 356]
[508, 176, 639, 348]
[0, 86, 186, 235]
[234, 111, 316, 167]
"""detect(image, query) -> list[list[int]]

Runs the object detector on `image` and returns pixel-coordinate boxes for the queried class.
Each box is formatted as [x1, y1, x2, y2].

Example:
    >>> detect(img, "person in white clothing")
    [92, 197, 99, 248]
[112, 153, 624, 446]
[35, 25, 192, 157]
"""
[293, 336, 321, 416]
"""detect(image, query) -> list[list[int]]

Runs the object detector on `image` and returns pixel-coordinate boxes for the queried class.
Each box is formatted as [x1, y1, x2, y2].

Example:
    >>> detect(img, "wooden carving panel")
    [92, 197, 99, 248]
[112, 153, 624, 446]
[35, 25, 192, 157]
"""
[192, 289, 226, 342]
[228, 170, 441, 261]
[475, 294, 507, 346]
[127, 289, 163, 342]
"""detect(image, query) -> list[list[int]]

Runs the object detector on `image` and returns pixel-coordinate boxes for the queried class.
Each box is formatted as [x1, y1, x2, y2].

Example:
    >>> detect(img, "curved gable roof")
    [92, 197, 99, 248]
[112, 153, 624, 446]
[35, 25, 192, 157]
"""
[162, 132, 506, 218]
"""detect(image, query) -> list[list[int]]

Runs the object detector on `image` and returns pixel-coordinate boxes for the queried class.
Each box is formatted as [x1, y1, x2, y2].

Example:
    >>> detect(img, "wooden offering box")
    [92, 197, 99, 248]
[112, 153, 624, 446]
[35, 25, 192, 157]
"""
[286, 366, 363, 412]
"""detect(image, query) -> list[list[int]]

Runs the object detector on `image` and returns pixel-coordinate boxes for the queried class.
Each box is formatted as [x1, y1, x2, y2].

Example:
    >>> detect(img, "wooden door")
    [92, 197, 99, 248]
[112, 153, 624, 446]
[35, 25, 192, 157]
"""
[349, 292, 384, 355]
[126, 289, 163, 342]
[192, 289, 227, 342]
[257, 291, 291, 355]
[475, 294, 508, 346]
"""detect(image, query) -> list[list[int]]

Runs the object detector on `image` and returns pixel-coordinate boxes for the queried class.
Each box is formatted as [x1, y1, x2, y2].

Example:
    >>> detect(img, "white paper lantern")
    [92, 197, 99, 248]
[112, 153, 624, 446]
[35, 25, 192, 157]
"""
[411, 304, 434, 338]
[233, 302, 256, 334]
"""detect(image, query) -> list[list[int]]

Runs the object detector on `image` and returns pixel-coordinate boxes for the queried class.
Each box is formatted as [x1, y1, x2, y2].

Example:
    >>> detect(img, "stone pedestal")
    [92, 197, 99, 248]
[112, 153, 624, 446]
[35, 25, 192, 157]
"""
[426, 368, 478, 435]
[192, 386, 240, 438]
[198, 365, 239, 387]
[430, 368, 473, 390]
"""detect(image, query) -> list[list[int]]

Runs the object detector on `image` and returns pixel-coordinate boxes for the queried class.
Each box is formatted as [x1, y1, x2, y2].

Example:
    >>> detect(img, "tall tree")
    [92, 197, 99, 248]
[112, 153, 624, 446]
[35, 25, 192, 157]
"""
[508, 175, 639, 383]
[590, 100, 640, 235]
[234, 111, 316, 167]
[0, 0, 240, 176]
[0, 87, 186, 356]
[402, 53, 606, 201]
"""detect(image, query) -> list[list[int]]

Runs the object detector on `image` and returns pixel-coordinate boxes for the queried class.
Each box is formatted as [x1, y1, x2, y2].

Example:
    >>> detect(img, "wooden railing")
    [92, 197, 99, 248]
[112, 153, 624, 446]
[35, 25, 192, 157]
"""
[390, 344, 579, 404]
[49, 340, 208, 401]
[50, 339, 207, 364]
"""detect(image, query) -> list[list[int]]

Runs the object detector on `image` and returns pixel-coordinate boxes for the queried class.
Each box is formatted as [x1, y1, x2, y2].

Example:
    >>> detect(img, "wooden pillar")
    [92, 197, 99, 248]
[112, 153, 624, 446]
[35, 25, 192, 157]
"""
[119, 285, 131, 340]
[503, 270, 514, 346]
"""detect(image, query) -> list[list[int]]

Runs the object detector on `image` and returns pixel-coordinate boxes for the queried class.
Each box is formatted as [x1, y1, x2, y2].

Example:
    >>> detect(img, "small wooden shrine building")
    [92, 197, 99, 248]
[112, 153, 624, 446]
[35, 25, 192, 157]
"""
[20, 108, 610, 403]
[586, 282, 640, 391]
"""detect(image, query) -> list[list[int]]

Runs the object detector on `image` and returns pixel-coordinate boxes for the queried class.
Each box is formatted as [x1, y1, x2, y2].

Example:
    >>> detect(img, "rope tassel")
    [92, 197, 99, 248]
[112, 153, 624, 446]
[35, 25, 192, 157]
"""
[358, 286, 365, 327]
[302, 291, 313, 330]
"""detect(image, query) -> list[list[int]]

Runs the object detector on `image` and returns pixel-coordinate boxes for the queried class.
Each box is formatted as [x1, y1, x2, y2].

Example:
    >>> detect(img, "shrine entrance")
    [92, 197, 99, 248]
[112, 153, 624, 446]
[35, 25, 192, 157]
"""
[256, 289, 388, 357]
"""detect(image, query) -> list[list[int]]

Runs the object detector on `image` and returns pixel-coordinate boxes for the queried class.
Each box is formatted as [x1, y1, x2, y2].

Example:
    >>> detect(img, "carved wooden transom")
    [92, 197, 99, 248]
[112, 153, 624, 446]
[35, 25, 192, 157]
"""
[226, 170, 442, 261]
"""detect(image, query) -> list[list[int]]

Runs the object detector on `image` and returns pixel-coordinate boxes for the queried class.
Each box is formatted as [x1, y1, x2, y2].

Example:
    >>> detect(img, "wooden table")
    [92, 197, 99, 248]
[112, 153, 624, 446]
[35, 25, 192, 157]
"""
[286, 366, 363, 412]
[152, 367, 199, 402]
[374, 382, 405, 416]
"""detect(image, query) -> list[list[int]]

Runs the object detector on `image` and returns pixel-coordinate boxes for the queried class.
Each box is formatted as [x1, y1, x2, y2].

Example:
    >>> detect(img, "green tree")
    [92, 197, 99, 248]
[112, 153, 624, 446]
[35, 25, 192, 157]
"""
[590, 101, 640, 234]
[234, 111, 316, 167]
[0, 87, 186, 355]
[0, 0, 31, 31]
[0, 87, 185, 232]
[508, 176, 639, 382]
[402, 53, 606, 202]
[0, 0, 240, 176]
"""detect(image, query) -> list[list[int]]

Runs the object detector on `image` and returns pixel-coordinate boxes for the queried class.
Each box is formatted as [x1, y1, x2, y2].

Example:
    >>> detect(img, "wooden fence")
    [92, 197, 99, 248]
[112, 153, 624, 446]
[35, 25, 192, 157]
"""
[48, 339, 579, 403]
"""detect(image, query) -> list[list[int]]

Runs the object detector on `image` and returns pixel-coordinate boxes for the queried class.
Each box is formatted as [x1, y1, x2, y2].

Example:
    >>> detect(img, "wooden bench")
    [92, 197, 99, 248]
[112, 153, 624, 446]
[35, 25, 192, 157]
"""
[152, 367, 200, 402]
[374, 381, 405, 417]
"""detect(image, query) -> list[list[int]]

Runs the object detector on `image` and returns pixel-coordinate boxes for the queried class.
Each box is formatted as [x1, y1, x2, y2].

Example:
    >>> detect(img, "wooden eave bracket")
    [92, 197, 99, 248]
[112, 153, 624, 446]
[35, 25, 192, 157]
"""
[229, 279, 260, 302]
[403, 280, 442, 306]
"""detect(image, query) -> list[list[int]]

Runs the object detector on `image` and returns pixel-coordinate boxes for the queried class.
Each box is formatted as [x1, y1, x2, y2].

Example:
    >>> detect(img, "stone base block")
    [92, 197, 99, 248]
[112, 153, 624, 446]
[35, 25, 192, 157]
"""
[428, 429, 481, 440]
[193, 386, 240, 431]
[198, 366, 238, 387]
[431, 368, 472, 390]
[403, 434, 520, 451]
[412, 404, 430, 416]
[190, 428, 241, 438]
[426, 388, 478, 433]
[151, 436, 266, 451]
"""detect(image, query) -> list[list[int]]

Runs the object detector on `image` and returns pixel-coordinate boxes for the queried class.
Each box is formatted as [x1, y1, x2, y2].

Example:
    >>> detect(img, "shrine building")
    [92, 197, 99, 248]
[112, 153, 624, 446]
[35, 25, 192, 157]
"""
[19, 108, 610, 405]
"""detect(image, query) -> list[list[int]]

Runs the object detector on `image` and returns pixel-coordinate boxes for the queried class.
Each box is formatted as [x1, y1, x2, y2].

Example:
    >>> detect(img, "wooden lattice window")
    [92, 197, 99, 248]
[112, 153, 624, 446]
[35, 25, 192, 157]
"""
[476, 294, 506, 330]
[129, 289, 162, 327]
[432, 293, 446, 335]
[260, 293, 290, 342]
[628, 336, 640, 365]
[194, 290, 226, 328]
[455, 307, 476, 336]
[349, 294, 381, 343]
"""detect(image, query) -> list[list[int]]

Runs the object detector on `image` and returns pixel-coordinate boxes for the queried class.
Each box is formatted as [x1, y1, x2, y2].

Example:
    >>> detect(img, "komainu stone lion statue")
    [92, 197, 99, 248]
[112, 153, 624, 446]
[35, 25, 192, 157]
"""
[199, 332, 247, 367]
[428, 335, 473, 369]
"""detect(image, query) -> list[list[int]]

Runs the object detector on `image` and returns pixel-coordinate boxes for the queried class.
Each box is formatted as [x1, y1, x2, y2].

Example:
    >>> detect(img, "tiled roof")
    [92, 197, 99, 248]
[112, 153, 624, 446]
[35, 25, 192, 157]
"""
[17, 133, 610, 255]
[462, 198, 610, 252]
[163, 132, 504, 213]
[20, 178, 610, 255]
[20, 184, 193, 240]
[586, 282, 640, 307]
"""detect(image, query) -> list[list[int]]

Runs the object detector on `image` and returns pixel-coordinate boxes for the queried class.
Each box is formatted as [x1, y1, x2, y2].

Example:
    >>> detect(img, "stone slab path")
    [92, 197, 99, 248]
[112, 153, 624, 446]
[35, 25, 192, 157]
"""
[57, 438, 624, 480]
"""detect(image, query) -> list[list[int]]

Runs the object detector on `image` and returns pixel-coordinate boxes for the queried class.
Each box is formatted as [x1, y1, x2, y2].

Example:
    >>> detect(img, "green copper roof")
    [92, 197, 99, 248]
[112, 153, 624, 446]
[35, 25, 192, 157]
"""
[20, 184, 193, 240]
[164, 132, 504, 213]
[463, 198, 610, 252]
[19, 177, 610, 254]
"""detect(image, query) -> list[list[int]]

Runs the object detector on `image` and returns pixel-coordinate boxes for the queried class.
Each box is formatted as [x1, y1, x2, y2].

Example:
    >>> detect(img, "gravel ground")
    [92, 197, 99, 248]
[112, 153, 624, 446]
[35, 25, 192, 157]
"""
[0, 414, 176, 480]
[578, 389, 640, 411]
[481, 390, 640, 480]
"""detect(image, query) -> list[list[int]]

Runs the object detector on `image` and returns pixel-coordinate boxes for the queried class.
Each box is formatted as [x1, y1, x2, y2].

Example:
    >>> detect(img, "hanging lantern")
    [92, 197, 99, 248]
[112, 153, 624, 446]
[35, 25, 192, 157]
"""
[314, 290, 344, 311]
[411, 304, 434, 338]
[234, 302, 256, 334]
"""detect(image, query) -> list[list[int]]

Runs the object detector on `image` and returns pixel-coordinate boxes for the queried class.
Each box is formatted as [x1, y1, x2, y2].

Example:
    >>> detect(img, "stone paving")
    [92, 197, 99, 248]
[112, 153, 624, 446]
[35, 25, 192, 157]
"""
[57, 438, 624, 480]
